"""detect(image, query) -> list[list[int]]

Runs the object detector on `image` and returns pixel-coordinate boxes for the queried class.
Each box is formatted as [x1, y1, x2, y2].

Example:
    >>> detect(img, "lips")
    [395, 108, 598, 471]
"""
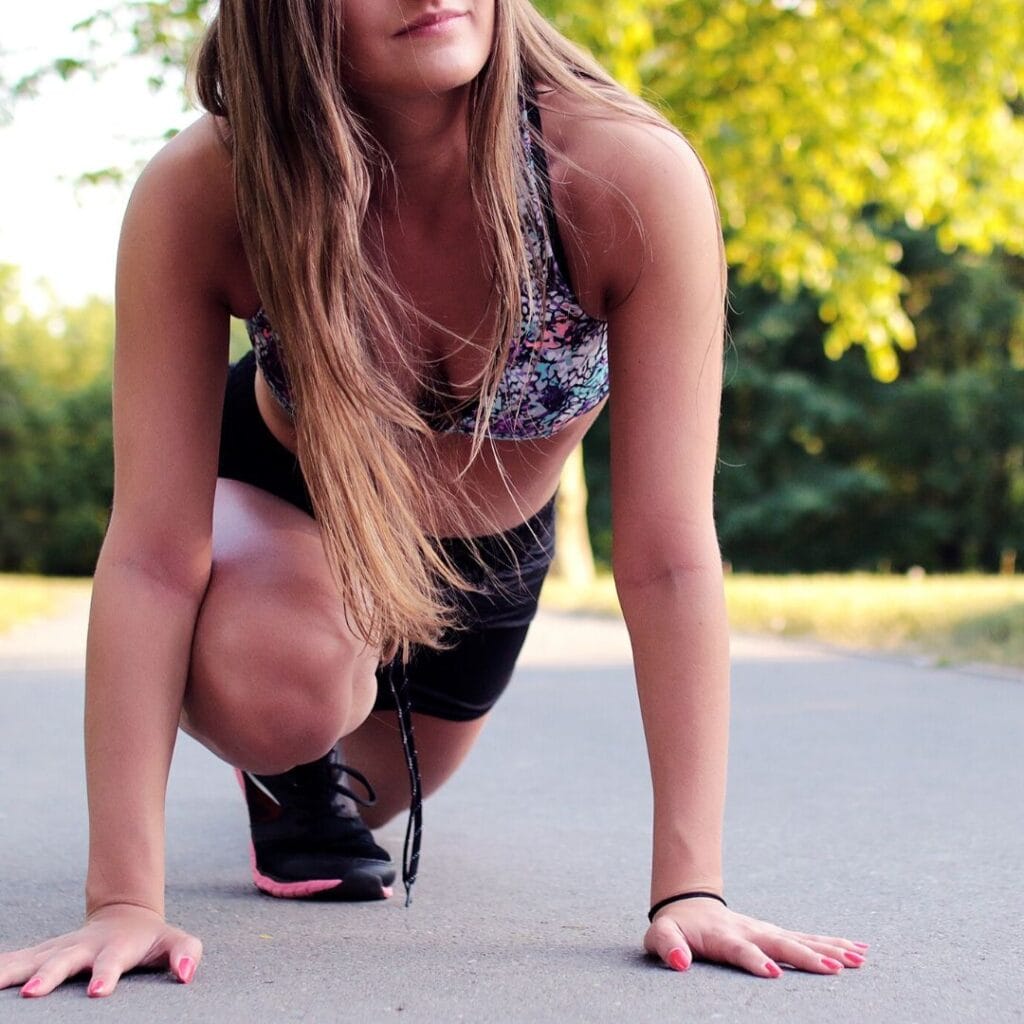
[395, 9, 466, 36]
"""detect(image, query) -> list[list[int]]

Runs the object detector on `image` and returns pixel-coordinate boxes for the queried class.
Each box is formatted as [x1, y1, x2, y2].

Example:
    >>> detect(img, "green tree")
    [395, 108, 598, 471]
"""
[712, 232, 1024, 573]
[535, 0, 1024, 381]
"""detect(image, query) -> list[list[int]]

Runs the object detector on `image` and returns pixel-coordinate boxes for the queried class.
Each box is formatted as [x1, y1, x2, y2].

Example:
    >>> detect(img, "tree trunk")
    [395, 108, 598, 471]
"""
[549, 442, 596, 587]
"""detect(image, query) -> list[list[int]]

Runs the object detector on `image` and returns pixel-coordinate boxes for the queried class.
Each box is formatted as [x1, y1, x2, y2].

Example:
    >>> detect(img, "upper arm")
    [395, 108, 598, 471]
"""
[103, 116, 237, 592]
[568, 118, 728, 582]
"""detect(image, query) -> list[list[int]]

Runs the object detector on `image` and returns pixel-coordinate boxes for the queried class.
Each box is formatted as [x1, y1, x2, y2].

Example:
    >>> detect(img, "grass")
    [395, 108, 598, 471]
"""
[0, 575, 92, 635]
[3, 571, 1021, 673]
[541, 572, 1024, 672]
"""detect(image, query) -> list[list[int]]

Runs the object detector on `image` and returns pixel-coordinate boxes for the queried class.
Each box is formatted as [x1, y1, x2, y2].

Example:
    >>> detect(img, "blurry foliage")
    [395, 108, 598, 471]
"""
[0, 265, 249, 576]
[533, 0, 1024, 381]
[7, 1, 210, 101]
[0, 266, 115, 574]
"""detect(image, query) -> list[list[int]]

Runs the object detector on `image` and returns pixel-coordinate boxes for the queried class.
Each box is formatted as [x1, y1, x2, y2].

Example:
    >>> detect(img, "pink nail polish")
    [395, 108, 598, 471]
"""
[179, 957, 196, 984]
[764, 961, 782, 978]
[668, 947, 689, 971]
[844, 951, 865, 966]
[853, 941, 870, 949]
[821, 956, 844, 971]
[87, 979, 105, 997]
[21, 978, 42, 996]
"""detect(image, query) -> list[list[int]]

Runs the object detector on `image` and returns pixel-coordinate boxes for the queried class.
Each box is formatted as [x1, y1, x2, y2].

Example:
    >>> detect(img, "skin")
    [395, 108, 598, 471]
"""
[0, 0, 869, 1000]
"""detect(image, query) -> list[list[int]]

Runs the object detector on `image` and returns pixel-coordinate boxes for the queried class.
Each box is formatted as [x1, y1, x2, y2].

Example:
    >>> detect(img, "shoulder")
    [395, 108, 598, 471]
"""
[131, 113, 234, 219]
[534, 86, 722, 313]
[122, 113, 244, 310]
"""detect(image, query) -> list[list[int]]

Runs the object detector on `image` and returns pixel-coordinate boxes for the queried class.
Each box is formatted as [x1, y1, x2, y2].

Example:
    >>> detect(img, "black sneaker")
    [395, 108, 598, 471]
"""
[234, 744, 396, 900]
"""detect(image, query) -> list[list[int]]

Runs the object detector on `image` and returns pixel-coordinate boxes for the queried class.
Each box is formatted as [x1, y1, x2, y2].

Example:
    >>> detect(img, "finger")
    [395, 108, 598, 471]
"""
[89, 947, 135, 998]
[168, 934, 204, 985]
[789, 930, 870, 952]
[794, 939, 867, 967]
[643, 919, 693, 971]
[0, 939, 62, 985]
[18, 946, 94, 998]
[0, 957, 38, 991]
[707, 933, 789, 978]
[759, 935, 846, 975]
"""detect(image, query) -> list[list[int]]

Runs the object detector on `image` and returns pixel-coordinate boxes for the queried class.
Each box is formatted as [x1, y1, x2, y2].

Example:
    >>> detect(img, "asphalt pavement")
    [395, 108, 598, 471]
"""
[1, 591, 1022, 1023]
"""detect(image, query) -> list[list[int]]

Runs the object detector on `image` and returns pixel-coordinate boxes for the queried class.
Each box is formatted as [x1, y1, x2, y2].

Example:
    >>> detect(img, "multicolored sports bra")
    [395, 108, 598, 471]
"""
[245, 94, 609, 442]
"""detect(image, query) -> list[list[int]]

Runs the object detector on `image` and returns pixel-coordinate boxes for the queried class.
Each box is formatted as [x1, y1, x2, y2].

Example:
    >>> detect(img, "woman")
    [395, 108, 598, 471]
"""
[1, 0, 869, 999]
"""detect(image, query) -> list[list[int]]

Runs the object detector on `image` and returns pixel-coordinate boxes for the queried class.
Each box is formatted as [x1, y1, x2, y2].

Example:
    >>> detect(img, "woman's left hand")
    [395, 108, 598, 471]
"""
[643, 897, 869, 978]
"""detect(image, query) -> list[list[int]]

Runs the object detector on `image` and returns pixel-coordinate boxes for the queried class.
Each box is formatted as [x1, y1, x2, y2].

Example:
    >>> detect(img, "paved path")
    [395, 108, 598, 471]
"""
[1, 595, 1022, 1022]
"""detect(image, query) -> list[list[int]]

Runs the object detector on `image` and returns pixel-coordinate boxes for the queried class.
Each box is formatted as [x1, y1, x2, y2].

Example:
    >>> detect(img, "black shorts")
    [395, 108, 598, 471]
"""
[217, 350, 556, 721]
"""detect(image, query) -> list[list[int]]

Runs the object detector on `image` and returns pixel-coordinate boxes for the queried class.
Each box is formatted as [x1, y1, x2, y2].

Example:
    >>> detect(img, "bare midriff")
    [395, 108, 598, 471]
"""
[253, 362, 606, 539]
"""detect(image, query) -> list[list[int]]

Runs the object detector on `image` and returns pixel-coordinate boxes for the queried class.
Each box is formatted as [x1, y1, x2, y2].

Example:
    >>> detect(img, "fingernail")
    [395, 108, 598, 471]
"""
[21, 978, 42, 996]
[853, 941, 870, 949]
[668, 947, 690, 971]
[821, 956, 844, 971]
[179, 956, 196, 984]
[764, 961, 782, 978]
[87, 979, 105, 997]
[844, 951, 865, 966]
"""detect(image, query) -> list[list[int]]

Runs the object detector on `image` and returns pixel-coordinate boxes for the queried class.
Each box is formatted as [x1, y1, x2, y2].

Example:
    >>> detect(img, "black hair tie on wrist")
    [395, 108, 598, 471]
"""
[648, 891, 728, 923]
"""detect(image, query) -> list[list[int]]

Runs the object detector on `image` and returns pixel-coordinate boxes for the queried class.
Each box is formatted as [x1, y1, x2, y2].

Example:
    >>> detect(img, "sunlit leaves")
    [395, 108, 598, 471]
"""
[538, 0, 1024, 378]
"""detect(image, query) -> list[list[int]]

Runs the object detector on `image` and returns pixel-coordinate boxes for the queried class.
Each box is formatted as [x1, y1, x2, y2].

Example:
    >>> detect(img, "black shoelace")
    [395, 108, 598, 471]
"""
[382, 657, 423, 907]
[288, 757, 378, 818]
[255, 750, 380, 826]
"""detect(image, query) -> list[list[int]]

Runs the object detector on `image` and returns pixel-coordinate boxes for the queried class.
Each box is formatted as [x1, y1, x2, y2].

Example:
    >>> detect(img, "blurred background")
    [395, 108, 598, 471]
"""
[2, 0, 1022, 667]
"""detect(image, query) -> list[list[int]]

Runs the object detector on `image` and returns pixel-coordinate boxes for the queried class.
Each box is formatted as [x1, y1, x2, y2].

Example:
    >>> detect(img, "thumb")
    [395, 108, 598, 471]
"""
[168, 934, 203, 985]
[645, 918, 693, 972]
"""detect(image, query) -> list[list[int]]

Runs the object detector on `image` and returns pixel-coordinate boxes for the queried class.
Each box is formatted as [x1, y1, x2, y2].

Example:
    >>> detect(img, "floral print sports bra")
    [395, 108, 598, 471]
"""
[245, 94, 609, 442]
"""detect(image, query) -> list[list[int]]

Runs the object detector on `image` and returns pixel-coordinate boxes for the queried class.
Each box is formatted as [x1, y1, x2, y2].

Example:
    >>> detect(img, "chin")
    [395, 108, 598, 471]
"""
[409, 65, 485, 95]
[358, 53, 489, 100]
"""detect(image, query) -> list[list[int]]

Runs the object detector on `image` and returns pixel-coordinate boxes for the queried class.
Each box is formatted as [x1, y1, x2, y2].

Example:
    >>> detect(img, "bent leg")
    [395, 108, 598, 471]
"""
[180, 477, 381, 775]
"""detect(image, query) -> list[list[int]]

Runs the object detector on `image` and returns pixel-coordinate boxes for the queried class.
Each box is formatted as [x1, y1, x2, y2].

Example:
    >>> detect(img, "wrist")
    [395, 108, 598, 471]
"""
[648, 890, 727, 923]
[650, 877, 723, 907]
[86, 874, 165, 920]
[651, 831, 722, 902]
[85, 895, 165, 921]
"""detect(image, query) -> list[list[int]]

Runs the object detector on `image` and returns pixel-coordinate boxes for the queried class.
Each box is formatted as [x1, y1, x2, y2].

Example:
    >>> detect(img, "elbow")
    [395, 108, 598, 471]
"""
[97, 524, 213, 602]
[611, 527, 724, 592]
[612, 557, 725, 594]
[612, 559, 728, 630]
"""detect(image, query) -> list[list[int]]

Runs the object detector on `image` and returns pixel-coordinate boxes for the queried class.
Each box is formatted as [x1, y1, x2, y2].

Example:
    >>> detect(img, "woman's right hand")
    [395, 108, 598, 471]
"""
[0, 903, 203, 998]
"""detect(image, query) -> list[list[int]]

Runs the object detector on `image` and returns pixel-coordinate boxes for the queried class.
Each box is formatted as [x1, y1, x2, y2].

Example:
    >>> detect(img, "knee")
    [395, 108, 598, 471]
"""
[239, 690, 354, 774]
[187, 600, 380, 773]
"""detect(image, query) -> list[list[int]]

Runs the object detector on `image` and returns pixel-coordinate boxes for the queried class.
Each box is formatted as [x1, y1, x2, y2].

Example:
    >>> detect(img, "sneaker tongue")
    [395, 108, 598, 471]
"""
[282, 753, 359, 819]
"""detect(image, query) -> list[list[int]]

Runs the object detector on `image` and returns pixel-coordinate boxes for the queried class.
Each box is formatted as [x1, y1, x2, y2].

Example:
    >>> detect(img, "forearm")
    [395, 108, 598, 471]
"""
[83, 551, 208, 917]
[617, 564, 730, 904]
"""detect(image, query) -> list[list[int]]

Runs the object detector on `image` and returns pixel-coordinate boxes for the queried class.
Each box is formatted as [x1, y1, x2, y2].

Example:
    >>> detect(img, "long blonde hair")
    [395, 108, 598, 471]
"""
[192, 1, 726, 664]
